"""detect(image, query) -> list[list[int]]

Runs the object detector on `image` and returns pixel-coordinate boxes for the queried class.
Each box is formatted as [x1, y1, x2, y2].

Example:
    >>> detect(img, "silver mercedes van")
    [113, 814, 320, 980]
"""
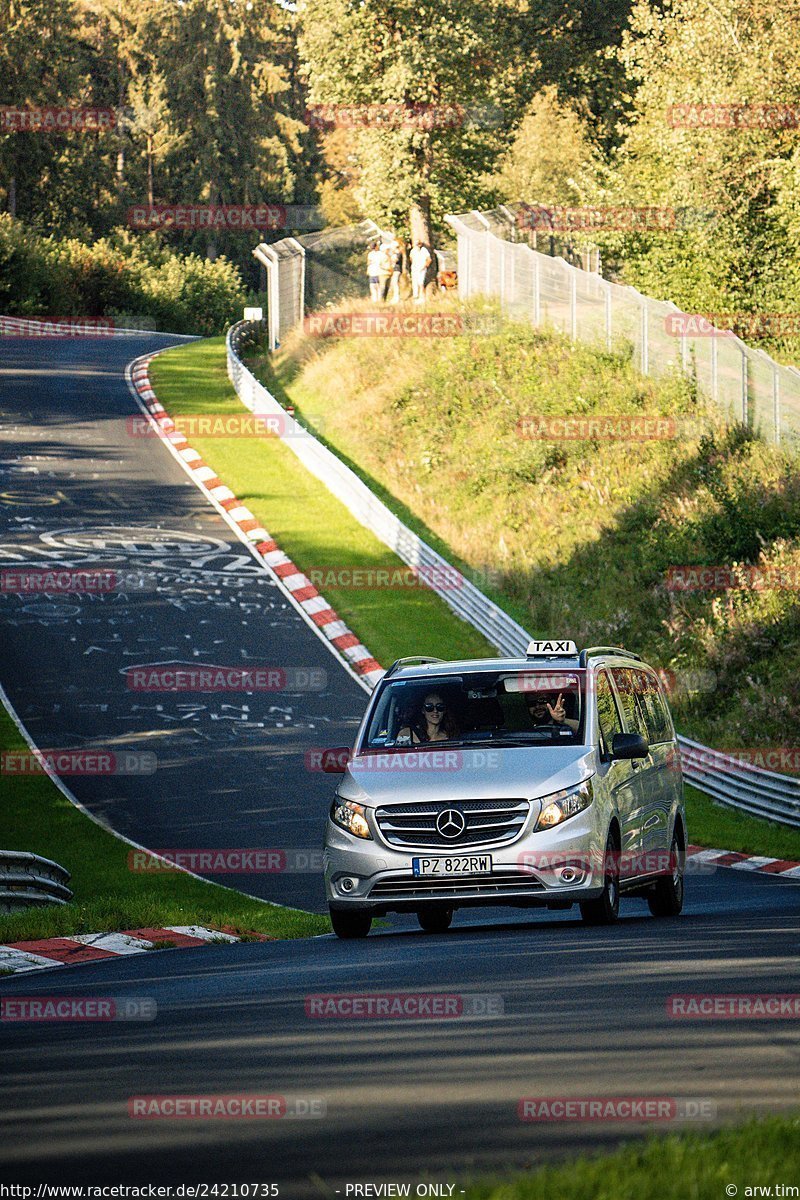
[322, 642, 686, 938]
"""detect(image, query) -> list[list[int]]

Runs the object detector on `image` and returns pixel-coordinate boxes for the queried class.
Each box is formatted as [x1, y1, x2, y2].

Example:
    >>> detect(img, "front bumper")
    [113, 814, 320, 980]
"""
[324, 807, 605, 913]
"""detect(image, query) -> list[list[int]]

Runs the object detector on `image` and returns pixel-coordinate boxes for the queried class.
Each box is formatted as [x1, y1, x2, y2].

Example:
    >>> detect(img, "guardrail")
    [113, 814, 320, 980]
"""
[679, 739, 800, 827]
[0, 851, 73, 912]
[227, 322, 530, 657]
[226, 321, 800, 828]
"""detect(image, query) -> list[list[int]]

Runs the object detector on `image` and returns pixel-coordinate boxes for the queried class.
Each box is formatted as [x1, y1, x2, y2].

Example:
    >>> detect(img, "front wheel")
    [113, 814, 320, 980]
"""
[330, 907, 372, 939]
[580, 831, 620, 926]
[648, 833, 685, 917]
[417, 906, 453, 933]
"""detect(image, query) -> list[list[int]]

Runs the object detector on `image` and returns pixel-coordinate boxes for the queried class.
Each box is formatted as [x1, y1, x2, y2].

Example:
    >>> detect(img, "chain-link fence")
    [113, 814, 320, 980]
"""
[447, 210, 800, 450]
[253, 219, 390, 350]
[253, 220, 473, 350]
[467, 203, 602, 274]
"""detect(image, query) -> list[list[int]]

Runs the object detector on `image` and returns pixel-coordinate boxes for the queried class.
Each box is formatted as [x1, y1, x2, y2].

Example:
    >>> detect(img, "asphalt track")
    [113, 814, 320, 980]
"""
[1, 335, 799, 1194]
[0, 333, 369, 910]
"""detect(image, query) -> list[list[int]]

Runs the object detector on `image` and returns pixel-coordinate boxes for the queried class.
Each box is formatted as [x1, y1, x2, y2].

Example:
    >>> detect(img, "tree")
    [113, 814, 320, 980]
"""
[490, 85, 602, 206]
[158, 0, 312, 261]
[601, 0, 800, 319]
[0, 0, 100, 228]
[298, 0, 532, 247]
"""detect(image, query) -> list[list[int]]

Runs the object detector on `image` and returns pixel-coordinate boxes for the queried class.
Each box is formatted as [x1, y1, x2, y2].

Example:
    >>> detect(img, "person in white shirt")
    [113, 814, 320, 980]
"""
[367, 243, 384, 302]
[410, 241, 432, 302]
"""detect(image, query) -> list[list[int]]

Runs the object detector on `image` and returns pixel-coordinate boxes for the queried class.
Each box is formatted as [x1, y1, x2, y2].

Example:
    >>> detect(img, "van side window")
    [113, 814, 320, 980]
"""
[595, 670, 623, 757]
[610, 667, 649, 739]
[635, 673, 674, 744]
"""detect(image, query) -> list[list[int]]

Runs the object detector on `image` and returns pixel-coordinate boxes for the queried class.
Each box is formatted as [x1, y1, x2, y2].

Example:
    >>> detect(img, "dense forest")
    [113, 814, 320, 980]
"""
[2, 0, 800, 336]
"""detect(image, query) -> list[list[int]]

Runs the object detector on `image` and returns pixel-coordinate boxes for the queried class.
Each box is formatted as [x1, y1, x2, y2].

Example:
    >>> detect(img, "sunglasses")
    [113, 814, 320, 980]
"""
[423, 702, 445, 713]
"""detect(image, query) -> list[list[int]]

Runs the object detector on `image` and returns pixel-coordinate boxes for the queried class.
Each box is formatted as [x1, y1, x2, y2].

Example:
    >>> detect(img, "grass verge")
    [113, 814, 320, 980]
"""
[685, 783, 800, 860]
[462, 1113, 800, 1200]
[0, 704, 329, 944]
[148, 338, 493, 667]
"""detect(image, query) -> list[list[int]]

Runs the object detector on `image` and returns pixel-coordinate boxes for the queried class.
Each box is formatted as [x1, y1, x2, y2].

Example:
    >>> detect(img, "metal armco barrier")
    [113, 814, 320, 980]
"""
[0, 851, 73, 911]
[226, 323, 800, 829]
[227, 322, 530, 657]
[679, 738, 800, 827]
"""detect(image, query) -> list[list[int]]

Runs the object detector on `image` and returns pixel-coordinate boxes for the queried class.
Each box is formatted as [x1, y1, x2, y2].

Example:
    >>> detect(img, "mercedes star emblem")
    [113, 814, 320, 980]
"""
[436, 808, 466, 838]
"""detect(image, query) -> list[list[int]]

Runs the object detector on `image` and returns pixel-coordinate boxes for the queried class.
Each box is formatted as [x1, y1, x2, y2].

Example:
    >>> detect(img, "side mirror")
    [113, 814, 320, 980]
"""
[611, 732, 649, 760]
[321, 747, 351, 774]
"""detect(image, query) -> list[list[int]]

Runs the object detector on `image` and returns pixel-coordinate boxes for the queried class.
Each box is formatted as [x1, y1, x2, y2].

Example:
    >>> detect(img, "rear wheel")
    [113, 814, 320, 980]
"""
[417, 906, 454, 933]
[330, 908, 372, 939]
[580, 830, 620, 926]
[648, 832, 685, 917]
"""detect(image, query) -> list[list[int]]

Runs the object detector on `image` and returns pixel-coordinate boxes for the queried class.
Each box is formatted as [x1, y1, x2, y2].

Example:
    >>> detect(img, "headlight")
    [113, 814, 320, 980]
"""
[330, 797, 372, 840]
[535, 780, 594, 831]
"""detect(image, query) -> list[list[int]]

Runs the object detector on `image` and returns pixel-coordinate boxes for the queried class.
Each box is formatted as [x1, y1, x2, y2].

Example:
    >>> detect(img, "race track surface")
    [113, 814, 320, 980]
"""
[1, 335, 798, 1194]
[0, 334, 368, 910]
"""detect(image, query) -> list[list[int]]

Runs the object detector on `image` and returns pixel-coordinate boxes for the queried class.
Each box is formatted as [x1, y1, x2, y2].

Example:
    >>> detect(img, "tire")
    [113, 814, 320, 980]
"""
[580, 830, 621, 926]
[417, 906, 454, 934]
[330, 907, 372, 939]
[648, 832, 685, 917]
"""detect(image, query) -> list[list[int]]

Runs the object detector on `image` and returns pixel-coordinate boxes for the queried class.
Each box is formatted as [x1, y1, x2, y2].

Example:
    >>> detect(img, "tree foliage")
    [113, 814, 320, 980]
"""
[298, 0, 534, 244]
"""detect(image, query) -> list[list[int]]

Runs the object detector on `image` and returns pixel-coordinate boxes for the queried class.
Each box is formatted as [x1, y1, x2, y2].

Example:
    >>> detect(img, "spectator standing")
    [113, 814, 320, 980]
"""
[410, 241, 432, 303]
[367, 242, 384, 302]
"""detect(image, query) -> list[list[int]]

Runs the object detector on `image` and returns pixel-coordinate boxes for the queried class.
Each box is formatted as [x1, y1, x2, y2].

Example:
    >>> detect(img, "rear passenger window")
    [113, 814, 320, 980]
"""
[595, 670, 623, 757]
[612, 668, 673, 744]
[610, 668, 649, 740]
[636, 674, 674, 744]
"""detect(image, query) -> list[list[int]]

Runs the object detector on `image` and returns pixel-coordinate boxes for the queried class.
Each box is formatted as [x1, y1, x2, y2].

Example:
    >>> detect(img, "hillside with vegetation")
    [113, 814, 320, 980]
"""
[248, 309, 800, 755]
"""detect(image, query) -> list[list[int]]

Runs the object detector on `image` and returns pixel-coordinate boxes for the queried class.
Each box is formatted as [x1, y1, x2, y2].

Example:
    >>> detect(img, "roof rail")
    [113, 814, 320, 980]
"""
[384, 656, 445, 679]
[579, 646, 644, 667]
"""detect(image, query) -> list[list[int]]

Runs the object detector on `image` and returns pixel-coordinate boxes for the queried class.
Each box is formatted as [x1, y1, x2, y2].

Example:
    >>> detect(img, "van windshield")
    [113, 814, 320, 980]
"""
[361, 670, 586, 752]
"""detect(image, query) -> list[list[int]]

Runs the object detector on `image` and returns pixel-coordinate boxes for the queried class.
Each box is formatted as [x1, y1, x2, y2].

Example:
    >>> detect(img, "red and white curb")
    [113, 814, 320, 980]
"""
[130, 357, 384, 688]
[0, 925, 268, 975]
[686, 844, 800, 879]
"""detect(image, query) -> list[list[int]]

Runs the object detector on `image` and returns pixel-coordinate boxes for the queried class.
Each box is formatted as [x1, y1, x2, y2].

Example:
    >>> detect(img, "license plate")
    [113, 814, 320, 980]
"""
[412, 855, 492, 877]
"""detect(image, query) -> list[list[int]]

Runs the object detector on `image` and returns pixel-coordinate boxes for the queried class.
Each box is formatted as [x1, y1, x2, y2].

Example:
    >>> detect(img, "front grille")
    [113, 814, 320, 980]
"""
[369, 871, 545, 899]
[375, 798, 530, 849]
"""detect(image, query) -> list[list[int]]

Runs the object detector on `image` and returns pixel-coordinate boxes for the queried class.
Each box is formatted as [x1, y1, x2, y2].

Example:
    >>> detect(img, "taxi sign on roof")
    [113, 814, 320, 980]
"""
[525, 639, 578, 656]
